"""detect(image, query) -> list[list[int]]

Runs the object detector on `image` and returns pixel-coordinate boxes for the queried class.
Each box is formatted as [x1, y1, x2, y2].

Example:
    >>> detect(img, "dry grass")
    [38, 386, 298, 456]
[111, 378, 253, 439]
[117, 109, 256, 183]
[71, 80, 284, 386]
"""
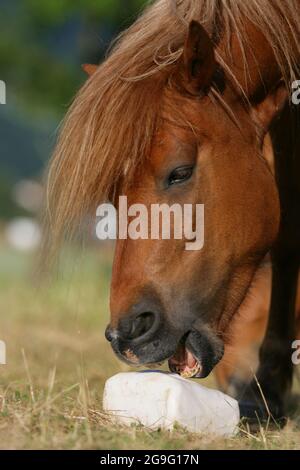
[0, 243, 299, 449]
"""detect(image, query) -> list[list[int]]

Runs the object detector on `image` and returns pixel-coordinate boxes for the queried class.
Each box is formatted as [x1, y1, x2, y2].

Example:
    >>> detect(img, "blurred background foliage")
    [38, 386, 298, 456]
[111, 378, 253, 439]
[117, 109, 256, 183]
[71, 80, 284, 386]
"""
[0, 0, 147, 221]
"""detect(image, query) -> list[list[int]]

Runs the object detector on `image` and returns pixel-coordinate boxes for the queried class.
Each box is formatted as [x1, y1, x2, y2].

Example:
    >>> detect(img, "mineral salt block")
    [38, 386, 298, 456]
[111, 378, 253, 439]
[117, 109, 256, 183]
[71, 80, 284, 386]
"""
[103, 371, 240, 437]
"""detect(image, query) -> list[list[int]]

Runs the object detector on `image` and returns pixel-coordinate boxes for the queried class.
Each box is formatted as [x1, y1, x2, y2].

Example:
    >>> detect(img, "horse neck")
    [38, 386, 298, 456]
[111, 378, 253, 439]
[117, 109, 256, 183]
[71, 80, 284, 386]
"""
[217, 18, 297, 102]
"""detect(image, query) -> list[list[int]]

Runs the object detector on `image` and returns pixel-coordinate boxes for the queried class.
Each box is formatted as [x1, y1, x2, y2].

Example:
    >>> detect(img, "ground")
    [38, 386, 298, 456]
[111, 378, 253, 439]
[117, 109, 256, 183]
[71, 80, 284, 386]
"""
[0, 243, 299, 450]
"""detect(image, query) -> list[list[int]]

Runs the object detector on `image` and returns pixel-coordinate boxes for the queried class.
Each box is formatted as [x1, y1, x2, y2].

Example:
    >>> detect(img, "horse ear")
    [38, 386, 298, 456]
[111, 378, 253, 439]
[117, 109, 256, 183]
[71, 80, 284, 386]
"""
[82, 64, 98, 77]
[252, 82, 288, 133]
[183, 21, 217, 94]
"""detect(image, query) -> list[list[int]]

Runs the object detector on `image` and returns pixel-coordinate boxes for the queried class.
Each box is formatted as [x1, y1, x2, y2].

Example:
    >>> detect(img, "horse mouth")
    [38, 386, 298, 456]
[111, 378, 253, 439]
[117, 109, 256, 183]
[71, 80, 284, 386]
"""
[168, 337, 203, 379]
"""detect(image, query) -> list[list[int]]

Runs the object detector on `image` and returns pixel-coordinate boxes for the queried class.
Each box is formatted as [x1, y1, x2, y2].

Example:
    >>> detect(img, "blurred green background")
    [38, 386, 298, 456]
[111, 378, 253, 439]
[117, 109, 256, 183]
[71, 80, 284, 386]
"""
[0, 0, 146, 223]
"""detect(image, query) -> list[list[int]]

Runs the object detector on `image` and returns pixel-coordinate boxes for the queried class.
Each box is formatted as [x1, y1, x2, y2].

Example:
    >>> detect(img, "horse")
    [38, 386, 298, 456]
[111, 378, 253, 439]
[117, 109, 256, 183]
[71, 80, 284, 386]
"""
[45, 0, 300, 423]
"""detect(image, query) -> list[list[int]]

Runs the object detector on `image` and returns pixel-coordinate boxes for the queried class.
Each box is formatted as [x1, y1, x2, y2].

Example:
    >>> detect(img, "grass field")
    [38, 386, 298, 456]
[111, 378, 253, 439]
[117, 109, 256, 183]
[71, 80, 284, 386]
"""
[0, 243, 299, 449]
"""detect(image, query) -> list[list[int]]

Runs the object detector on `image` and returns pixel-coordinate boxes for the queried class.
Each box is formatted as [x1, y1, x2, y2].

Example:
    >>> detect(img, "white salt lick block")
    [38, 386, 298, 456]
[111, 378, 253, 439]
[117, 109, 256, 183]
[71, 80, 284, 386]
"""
[103, 371, 240, 437]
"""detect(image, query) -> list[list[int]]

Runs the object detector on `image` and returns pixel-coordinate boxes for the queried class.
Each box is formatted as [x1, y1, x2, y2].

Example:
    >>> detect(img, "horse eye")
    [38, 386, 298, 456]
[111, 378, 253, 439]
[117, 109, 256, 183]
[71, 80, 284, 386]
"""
[167, 166, 194, 187]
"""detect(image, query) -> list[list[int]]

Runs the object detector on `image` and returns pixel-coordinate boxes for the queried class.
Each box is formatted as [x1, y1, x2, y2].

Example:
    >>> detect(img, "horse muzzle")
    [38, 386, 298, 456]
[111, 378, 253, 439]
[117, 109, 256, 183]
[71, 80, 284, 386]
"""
[105, 310, 224, 378]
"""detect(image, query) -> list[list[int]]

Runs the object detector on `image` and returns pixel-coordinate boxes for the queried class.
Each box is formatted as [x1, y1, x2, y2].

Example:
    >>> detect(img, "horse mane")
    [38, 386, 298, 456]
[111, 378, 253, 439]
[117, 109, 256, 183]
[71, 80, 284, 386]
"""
[45, 0, 300, 255]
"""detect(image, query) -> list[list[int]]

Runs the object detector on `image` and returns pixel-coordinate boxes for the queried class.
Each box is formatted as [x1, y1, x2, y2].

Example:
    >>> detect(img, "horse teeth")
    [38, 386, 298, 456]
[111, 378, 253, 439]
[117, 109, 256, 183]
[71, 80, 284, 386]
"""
[179, 363, 201, 379]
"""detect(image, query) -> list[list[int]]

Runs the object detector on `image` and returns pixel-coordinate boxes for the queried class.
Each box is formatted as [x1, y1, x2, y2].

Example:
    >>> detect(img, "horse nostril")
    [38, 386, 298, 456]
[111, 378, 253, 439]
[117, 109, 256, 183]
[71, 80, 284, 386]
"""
[127, 311, 158, 341]
[129, 312, 154, 340]
[110, 306, 161, 345]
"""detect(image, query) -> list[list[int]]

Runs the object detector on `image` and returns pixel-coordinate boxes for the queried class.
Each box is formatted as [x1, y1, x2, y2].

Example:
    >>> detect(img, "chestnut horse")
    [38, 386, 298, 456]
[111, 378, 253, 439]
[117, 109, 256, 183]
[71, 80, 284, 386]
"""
[46, 0, 300, 422]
